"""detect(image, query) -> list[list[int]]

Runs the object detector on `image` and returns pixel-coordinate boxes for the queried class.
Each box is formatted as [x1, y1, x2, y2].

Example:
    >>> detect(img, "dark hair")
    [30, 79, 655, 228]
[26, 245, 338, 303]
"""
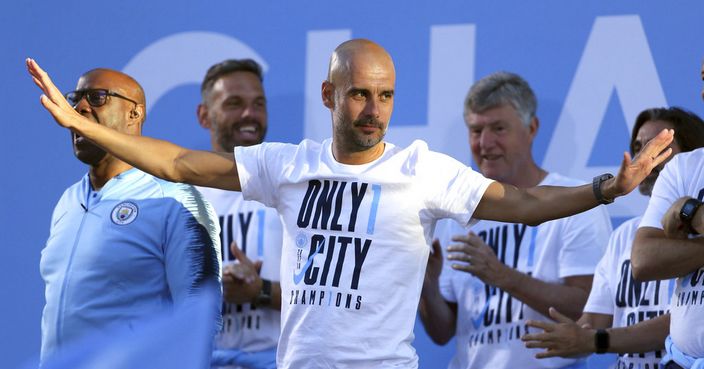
[200, 59, 263, 100]
[630, 107, 704, 155]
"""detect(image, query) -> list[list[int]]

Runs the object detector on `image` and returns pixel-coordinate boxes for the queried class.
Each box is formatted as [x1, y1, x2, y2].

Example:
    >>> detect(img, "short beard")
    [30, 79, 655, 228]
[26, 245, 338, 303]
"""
[335, 115, 387, 152]
[214, 116, 266, 152]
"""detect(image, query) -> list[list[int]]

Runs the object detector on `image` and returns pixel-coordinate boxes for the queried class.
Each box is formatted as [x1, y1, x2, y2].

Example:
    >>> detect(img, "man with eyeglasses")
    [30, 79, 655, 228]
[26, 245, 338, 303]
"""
[39, 68, 222, 364]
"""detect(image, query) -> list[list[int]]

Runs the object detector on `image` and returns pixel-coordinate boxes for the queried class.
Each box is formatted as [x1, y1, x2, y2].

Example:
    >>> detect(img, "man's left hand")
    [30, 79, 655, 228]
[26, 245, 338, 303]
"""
[604, 128, 674, 200]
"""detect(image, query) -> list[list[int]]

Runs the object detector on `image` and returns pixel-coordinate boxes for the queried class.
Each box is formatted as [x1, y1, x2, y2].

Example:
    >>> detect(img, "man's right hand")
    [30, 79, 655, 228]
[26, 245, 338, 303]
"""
[27, 58, 86, 131]
[223, 241, 264, 304]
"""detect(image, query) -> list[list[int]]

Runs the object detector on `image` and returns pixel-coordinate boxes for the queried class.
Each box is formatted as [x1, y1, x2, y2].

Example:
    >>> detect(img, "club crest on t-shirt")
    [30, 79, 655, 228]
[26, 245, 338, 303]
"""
[110, 201, 138, 225]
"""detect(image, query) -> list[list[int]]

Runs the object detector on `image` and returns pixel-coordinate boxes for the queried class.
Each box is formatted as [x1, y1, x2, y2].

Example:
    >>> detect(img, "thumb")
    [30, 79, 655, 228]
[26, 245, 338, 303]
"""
[254, 260, 263, 274]
[548, 307, 574, 324]
[230, 241, 253, 266]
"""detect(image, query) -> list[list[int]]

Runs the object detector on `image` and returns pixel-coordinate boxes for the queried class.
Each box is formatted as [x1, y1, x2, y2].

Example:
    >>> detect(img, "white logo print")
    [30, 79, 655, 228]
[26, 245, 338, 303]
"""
[111, 202, 139, 225]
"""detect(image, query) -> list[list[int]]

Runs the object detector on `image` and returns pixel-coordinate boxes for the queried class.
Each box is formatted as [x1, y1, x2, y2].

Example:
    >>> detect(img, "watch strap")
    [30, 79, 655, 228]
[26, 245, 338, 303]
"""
[594, 329, 609, 354]
[592, 174, 615, 205]
[255, 279, 272, 307]
[680, 198, 703, 235]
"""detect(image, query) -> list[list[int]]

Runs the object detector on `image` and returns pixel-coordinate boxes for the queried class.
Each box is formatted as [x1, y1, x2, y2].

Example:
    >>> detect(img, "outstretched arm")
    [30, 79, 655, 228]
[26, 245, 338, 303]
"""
[474, 129, 674, 225]
[27, 58, 241, 191]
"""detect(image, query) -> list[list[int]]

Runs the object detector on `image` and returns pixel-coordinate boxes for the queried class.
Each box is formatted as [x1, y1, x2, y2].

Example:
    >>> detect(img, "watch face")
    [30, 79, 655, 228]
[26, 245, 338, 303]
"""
[595, 329, 609, 353]
[681, 199, 700, 221]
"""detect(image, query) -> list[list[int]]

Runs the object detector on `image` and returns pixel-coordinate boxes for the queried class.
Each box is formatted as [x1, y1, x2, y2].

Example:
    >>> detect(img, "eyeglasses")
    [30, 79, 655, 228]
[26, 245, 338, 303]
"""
[64, 89, 140, 108]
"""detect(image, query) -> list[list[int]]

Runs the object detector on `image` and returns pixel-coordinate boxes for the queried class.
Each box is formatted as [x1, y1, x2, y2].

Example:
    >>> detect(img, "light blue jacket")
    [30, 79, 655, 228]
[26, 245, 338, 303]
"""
[40, 169, 221, 363]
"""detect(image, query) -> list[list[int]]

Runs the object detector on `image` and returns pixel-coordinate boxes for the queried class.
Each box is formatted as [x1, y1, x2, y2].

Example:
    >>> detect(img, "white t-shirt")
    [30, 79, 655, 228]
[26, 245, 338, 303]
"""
[585, 216, 673, 369]
[197, 187, 283, 358]
[438, 173, 612, 369]
[235, 138, 494, 369]
[640, 148, 704, 358]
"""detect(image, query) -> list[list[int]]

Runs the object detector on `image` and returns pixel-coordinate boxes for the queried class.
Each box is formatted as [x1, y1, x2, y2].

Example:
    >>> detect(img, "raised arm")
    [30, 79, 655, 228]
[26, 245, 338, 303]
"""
[27, 58, 240, 191]
[474, 128, 674, 225]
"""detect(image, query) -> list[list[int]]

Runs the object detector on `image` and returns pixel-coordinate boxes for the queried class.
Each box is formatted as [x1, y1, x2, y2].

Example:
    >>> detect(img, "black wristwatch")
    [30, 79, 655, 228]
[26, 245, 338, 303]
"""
[592, 173, 615, 205]
[594, 329, 609, 354]
[255, 279, 272, 307]
[680, 198, 703, 235]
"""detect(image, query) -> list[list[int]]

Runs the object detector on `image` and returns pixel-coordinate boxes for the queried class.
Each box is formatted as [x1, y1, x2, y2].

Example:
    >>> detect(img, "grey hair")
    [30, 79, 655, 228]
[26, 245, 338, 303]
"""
[464, 71, 537, 126]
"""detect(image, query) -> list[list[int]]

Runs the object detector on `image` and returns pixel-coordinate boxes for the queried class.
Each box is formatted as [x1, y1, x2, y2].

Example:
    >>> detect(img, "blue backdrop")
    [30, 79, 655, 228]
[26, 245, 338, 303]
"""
[4, 1, 704, 368]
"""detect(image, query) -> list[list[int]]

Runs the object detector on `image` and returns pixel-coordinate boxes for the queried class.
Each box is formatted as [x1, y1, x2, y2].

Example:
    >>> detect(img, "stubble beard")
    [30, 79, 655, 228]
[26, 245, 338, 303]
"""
[335, 115, 387, 153]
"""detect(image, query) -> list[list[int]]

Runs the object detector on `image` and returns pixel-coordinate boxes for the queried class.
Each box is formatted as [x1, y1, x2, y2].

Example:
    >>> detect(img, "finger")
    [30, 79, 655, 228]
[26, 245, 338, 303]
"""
[229, 265, 250, 281]
[637, 129, 674, 164]
[450, 263, 469, 271]
[524, 340, 553, 349]
[28, 59, 70, 108]
[450, 263, 478, 275]
[447, 253, 472, 263]
[644, 128, 674, 152]
[26, 58, 40, 78]
[448, 253, 484, 268]
[466, 232, 485, 244]
[446, 242, 473, 253]
[619, 151, 631, 177]
[548, 307, 574, 324]
[451, 232, 480, 244]
[27, 59, 52, 92]
[254, 260, 263, 274]
[525, 319, 555, 331]
[40, 95, 66, 117]
[230, 241, 253, 266]
[521, 331, 553, 342]
[221, 272, 235, 284]
[651, 147, 673, 168]
[32, 76, 42, 89]
[535, 351, 560, 359]
[450, 234, 470, 243]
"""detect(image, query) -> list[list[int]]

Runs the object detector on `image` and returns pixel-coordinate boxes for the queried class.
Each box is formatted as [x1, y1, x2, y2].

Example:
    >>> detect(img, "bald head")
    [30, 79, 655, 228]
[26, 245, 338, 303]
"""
[322, 39, 396, 164]
[327, 39, 395, 85]
[80, 68, 146, 106]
